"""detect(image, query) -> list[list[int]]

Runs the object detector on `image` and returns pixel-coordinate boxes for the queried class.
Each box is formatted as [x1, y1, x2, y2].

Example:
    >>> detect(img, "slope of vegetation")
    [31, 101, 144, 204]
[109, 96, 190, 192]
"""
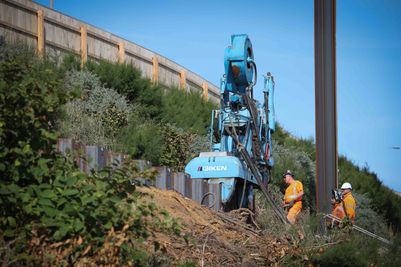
[0, 43, 209, 265]
[58, 54, 216, 169]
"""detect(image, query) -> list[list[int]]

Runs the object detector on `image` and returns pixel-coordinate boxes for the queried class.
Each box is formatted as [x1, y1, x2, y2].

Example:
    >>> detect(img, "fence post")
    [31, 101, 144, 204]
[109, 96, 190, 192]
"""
[80, 25, 87, 67]
[202, 82, 209, 101]
[180, 70, 186, 90]
[37, 10, 44, 58]
[152, 56, 159, 84]
[118, 42, 125, 64]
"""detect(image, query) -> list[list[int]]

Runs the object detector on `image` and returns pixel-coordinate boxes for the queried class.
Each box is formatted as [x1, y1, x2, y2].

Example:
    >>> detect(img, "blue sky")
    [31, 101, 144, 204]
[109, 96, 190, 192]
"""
[35, 0, 401, 192]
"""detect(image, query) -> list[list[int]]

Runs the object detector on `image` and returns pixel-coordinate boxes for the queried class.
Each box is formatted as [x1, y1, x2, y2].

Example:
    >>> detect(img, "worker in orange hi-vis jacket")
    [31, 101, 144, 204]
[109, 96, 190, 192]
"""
[340, 182, 356, 223]
[331, 200, 346, 219]
[282, 170, 304, 224]
[329, 189, 346, 227]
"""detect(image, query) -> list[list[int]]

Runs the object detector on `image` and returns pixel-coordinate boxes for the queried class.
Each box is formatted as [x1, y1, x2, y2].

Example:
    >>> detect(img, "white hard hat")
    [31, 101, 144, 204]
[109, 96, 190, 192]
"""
[341, 182, 352, 190]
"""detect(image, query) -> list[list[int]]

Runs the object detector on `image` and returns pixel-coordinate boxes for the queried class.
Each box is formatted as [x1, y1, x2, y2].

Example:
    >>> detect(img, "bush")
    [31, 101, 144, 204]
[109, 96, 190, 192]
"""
[0, 45, 147, 240]
[117, 112, 164, 164]
[0, 43, 72, 238]
[86, 60, 217, 135]
[160, 124, 209, 172]
[161, 87, 217, 134]
[0, 45, 181, 265]
[86, 60, 163, 119]
[58, 70, 130, 146]
[311, 235, 401, 267]
[312, 238, 375, 267]
[353, 192, 390, 238]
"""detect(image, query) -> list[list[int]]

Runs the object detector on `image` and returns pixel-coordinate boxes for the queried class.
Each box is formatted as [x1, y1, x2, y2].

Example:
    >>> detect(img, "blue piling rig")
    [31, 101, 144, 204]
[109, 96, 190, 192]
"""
[185, 34, 278, 212]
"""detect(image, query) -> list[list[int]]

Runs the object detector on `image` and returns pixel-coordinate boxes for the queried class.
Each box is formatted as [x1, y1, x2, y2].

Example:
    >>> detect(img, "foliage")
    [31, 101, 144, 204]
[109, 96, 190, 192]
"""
[160, 124, 209, 172]
[57, 69, 131, 146]
[86, 60, 163, 120]
[310, 235, 401, 267]
[271, 141, 316, 211]
[254, 186, 288, 238]
[0, 45, 72, 229]
[0, 44, 182, 265]
[56, 58, 216, 169]
[353, 192, 390, 238]
[85, 60, 217, 135]
[117, 111, 164, 165]
[161, 87, 217, 134]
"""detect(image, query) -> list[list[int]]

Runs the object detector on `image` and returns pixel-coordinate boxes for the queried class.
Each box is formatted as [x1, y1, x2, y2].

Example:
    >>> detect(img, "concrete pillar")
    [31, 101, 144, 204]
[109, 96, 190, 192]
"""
[152, 56, 159, 84]
[118, 42, 125, 64]
[180, 70, 186, 90]
[37, 10, 44, 58]
[80, 25, 87, 67]
[202, 82, 209, 101]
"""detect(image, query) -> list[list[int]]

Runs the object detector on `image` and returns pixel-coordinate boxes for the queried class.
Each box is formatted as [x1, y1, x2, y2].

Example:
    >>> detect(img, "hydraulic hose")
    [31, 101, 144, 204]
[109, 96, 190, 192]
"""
[201, 192, 216, 208]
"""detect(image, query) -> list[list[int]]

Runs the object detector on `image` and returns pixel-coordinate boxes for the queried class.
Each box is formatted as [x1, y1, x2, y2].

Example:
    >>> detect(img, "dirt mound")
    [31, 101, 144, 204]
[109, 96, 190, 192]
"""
[138, 186, 295, 266]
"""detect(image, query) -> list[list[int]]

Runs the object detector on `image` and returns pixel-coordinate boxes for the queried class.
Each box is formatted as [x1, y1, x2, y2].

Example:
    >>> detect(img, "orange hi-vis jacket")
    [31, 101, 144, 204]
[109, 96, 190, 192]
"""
[284, 180, 303, 224]
[331, 202, 346, 220]
[284, 180, 303, 204]
[342, 192, 356, 222]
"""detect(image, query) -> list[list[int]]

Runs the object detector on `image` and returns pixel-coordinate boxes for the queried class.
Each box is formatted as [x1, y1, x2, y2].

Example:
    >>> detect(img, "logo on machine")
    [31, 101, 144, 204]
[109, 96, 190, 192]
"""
[198, 166, 228, 172]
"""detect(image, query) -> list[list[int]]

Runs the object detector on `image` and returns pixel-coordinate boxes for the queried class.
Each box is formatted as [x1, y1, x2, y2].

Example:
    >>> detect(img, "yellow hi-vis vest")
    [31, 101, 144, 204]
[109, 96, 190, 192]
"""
[284, 180, 303, 204]
[342, 192, 356, 222]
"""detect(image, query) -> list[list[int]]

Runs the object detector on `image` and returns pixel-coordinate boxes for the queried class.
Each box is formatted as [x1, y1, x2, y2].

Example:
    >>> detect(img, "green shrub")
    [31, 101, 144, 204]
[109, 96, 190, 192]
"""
[354, 192, 390, 237]
[117, 112, 164, 164]
[160, 124, 209, 172]
[0, 45, 181, 265]
[161, 87, 217, 134]
[0, 45, 141, 239]
[86, 60, 163, 119]
[58, 69, 131, 146]
[310, 235, 401, 267]
[312, 238, 374, 267]
[0, 43, 71, 194]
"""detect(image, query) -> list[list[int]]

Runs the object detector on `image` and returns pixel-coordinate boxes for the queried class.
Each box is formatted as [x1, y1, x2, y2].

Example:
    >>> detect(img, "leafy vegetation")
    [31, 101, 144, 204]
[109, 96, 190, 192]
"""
[0, 43, 182, 265]
[53, 56, 217, 171]
[58, 69, 131, 145]
[86, 60, 163, 120]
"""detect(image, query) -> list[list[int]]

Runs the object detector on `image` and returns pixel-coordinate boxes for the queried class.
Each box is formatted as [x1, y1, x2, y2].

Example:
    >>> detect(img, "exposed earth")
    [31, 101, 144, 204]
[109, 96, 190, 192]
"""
[136, 187, 298, 266]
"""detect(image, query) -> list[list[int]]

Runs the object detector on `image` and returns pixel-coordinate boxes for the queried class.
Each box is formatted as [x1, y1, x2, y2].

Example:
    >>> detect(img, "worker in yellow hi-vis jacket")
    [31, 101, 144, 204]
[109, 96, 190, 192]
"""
[283, 170, 304, 224]
[340, 182, 356, 223]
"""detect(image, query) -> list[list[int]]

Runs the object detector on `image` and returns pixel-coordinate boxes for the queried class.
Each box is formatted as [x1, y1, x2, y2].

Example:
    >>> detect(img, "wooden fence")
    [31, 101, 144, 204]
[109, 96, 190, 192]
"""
[0, 0, 220, 102]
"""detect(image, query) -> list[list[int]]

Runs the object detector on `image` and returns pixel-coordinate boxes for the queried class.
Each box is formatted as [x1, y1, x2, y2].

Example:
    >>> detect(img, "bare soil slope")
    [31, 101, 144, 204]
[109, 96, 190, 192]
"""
[138, 186, 295, 266]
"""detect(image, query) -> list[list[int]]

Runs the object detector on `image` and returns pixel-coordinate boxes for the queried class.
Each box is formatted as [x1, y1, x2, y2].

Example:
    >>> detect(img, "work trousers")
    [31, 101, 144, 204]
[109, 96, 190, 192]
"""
[287, 201, 302, 224]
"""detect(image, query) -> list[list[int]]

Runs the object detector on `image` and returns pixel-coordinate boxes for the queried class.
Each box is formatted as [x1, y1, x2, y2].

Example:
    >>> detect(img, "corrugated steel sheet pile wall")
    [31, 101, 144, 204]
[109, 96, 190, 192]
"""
[57, 139, 222, 211]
